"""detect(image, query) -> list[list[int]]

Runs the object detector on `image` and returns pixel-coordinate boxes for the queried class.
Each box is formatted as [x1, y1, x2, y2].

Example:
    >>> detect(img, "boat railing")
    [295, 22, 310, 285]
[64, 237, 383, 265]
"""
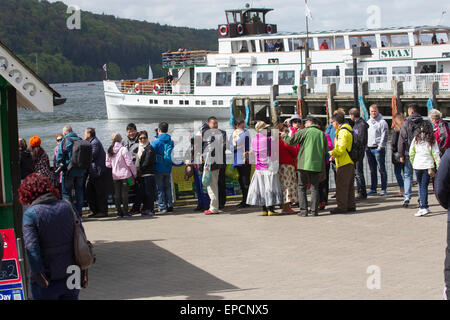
[114, 79, 195, 95]
[162, 50, 217, 68]
[311, 73, 450, 93]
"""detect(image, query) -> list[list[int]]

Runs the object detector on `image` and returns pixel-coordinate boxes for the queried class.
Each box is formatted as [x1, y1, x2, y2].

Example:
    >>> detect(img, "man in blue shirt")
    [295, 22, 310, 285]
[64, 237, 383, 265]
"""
[152, 122, 175, 214]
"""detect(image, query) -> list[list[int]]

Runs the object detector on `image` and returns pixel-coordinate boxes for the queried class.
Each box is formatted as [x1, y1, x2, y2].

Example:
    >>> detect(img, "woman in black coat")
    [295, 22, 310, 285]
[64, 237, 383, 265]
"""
[135, 131, 157, 216]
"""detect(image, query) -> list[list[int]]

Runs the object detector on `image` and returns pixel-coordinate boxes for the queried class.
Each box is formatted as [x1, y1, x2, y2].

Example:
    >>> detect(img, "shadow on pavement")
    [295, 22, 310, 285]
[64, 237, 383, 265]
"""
[80, 239, 241, 300]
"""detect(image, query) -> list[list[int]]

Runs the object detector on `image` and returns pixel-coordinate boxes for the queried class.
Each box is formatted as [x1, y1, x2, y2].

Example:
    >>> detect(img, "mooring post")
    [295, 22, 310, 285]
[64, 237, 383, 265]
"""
[270, 85, 279, 126]
[430, 81, 439, 110]
[392, 80, 404, 115]
[299, 84, 308, 117]
[327, 83, 336, 124]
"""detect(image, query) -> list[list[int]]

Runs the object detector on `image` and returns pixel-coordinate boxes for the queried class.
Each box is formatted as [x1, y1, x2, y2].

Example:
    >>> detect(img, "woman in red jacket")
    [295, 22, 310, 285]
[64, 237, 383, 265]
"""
[278, 123, 299, 214]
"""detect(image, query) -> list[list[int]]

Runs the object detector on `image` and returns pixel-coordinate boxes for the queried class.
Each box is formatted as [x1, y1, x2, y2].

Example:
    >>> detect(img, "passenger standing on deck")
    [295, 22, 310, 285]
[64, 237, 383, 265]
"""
[434, 149, 450, 300]
[366, 105, 389, 196]
[136, 131, 157, 217]
[152, 122, 175, 214]
[85, 128, 109, 218]
[329, 113, 356, 214]
[246, 121, 282, 216]
[126, 123, 142, 214]
[29, 136, 53, 182]
[320, 40, 329, 50]
[398, 104, 424, 208]
[409, 122, 440, 217]
[349, 108, 369, 200]
[106, 133, 137, 218]
[429, 109, 450, 157]
[282, 116, 328, 216]
[392, 113, 406, 198]
[277, 123, 298, 214]
[229, 120, 252, 209]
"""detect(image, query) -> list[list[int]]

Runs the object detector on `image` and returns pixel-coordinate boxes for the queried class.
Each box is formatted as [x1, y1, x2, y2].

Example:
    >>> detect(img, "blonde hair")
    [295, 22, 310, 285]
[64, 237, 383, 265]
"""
[333, 108, 346, 115]
[111, 133, 122, 143]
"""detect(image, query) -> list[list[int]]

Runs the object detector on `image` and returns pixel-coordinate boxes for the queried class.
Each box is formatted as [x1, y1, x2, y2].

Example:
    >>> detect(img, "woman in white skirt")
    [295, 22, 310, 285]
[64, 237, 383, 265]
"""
[246, 121, 283, 216]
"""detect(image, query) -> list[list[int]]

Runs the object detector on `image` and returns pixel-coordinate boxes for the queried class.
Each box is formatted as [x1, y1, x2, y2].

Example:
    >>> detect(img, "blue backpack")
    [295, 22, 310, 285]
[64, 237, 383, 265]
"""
[156, 141, 173, 166]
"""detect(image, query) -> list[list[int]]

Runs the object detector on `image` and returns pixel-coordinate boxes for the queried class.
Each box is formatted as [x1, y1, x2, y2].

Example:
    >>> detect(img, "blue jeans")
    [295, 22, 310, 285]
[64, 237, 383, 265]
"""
[61, 174, 84, 217]
[404, 158, 414, 201]
[155, 173, 173, 211]
[393, 163, 405, 190]
[415, 169, 430, 209]
[366, 148, 387, 192]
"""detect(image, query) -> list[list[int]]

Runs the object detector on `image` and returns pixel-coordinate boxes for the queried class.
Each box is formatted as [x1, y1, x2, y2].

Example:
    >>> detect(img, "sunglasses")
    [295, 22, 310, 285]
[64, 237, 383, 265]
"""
[56, 138, 62, 142]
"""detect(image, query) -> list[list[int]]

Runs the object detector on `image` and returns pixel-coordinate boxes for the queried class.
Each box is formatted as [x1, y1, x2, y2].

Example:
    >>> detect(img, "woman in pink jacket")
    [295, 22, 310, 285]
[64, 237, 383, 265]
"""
[106, 133, 137, 218]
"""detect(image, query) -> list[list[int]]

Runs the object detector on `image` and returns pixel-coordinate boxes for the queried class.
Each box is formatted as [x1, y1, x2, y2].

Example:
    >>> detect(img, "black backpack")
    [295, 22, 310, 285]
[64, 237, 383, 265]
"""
[339, 127, 362, 163]
[67, 138, 93, 171]
[406, 119, 423, 149]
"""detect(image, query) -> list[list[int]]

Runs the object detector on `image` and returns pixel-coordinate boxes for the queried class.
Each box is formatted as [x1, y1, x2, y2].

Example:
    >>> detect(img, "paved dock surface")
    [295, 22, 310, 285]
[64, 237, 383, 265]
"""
[79, 188, 448, 300]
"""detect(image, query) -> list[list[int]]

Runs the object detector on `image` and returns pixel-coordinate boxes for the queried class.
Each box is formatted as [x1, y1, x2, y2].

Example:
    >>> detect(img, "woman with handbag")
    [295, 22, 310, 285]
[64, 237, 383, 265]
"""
[409, 122, 441, 217]
[246, 121, 282, 216]
[392, 113, 406, 197]
[106, 133, 137, 218]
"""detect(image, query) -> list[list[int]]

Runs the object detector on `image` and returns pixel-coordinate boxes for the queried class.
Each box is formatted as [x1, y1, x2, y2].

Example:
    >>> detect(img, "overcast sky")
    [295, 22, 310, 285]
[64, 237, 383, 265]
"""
[49, 0, 448, 32]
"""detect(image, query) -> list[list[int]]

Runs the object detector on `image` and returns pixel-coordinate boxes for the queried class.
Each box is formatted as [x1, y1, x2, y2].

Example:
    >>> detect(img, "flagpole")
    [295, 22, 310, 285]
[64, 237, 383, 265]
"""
[305, 0, 311, 82]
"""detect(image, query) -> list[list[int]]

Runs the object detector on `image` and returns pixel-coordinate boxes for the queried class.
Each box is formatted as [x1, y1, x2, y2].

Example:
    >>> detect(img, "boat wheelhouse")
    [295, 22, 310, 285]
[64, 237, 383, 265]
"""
[104, 8, 450, 120]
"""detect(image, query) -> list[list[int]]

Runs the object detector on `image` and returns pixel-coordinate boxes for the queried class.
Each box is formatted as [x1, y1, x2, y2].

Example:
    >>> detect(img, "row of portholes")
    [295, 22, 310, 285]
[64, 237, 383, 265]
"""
[0, 55, 38, 97]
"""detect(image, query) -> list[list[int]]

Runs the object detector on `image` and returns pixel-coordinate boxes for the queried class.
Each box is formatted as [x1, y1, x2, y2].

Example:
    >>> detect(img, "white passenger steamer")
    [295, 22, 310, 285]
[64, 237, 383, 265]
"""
[103, 8, 450, 120]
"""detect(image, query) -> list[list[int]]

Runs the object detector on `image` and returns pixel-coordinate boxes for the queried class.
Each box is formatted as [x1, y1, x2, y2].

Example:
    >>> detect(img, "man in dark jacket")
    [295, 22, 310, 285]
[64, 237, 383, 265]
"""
[349, 108, 369, 200]
[398, 104, 423, 207]
[84, 128, 109, 218]
[434, 149, 450, 300]
[126, 123, 142, 214]
[202, 117, 227, 214]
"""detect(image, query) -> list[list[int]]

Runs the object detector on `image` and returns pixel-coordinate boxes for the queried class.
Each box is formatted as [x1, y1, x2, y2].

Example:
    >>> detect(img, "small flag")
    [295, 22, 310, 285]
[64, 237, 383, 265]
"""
[301, 70, 306, 81]
[305, 4, 313, 20]
[103, 64, 107, 71]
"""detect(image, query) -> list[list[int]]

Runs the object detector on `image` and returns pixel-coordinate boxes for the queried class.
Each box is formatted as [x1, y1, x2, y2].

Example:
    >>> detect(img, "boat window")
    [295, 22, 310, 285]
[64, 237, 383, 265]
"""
[368, 67, 387, 75]
[154, 100, 158, 104]
[361, 36, 376, 48]
[349, 36, 360, 48]
[226, 12, 234, 24]
[216, 72, 232, 86]
[279, 71, 295, 85]
[232, 41, 248, 53]
[322, 69, 339, 77]
[318, 37, 331, 49]
[185, 100, 189, 105]
[380, 35, 389, 47]
[219, 100, 224, 105]
[257, 71, 274, 86]
[392, 66, 412, 74]
[180, 100, 184, 105]
[213, 100, 218, 106]
[334, 37, 345, 49]
[310, 70, 318, 77]
[169, 100, 173, 105]
[290, 39, 302, 51]
[149, 100, 153, 104]
[390, 34, 410, 47]
[345, 68, 364, 76]
[201, 101, 206, 105]
[196, 100, 200, 105]
[236, 72, 252, 86]
[164, 100, 168, 105]
[196, 72, 212, 86]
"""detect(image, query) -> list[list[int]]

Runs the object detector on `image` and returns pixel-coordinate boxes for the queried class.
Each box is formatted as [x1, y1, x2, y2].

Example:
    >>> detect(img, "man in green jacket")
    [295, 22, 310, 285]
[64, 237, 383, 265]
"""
[282, 116, 328, 216]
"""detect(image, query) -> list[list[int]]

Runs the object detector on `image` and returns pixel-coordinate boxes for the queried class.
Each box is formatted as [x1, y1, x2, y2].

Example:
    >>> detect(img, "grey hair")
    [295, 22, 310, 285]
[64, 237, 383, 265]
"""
[63, 125, 73, 134]
[429, 109, 442, 121]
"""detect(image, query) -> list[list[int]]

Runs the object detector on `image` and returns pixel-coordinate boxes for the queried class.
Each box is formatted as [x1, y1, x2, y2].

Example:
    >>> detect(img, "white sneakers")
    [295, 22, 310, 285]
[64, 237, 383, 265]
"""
[414, 208, 431, 217]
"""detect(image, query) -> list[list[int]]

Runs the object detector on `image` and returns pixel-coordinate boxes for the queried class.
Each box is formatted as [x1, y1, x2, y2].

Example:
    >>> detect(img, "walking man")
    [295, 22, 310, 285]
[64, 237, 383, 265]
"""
[126, 123, 142, 214]
[398, 104, 424, 207]
[329, 113, 356, 214]
[152, 122, 175, 214]
[349, 108, 369, 200]
[435, 149, 450, 300]
[282, 116, 328, 216]
[84, 128, 109, 218]
[366, 104, 389, 196]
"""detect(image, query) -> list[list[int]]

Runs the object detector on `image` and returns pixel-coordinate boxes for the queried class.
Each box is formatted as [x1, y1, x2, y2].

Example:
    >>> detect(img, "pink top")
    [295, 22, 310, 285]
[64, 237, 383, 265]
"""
[105, 142, 137, 180]
[252, 133, 273, 170]
[325, 132, 333, 164]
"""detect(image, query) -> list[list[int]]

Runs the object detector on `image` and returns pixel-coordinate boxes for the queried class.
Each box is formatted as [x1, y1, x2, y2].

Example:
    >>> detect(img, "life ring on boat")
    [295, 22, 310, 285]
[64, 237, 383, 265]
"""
[134, 83, 142, 94]
[153, 84, 161, 94]
[219, 25, 228, 37]
[237, 24, 244, 35]
[266, 24, 273, 34]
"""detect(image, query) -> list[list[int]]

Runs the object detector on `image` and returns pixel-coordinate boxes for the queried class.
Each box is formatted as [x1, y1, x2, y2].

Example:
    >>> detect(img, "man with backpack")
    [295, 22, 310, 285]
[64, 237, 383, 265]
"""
[366, 105, 389, 196]
[349, 108, 369, 200]
[152, 122, 175, 214]
[398, 104, 424, 208]
[57, 125, 92, 217]
[429, 109, 450, 157]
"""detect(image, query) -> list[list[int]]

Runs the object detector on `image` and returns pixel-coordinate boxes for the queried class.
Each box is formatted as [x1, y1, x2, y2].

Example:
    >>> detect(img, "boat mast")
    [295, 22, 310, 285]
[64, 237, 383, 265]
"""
[305, 0, 311, 80]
